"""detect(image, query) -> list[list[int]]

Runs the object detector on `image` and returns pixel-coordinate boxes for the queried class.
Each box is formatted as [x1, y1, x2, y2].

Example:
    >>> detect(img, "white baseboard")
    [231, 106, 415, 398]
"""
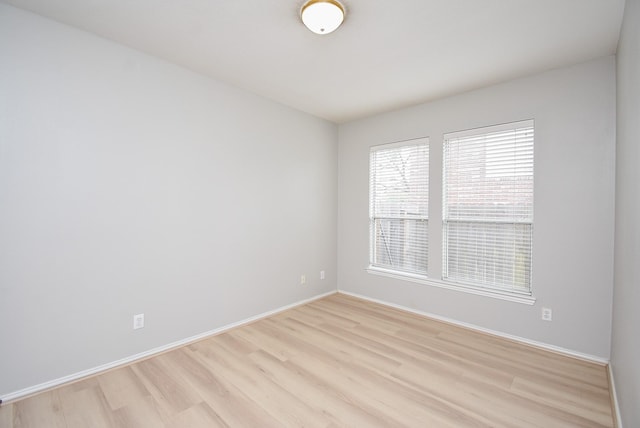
[608, 364, 623, 428]
[1, 291, 336, 404]
[338, 290, 609, 365]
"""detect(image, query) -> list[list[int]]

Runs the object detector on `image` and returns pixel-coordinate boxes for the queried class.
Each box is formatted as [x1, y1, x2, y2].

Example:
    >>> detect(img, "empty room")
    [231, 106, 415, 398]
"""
[0, 0, 638, 427]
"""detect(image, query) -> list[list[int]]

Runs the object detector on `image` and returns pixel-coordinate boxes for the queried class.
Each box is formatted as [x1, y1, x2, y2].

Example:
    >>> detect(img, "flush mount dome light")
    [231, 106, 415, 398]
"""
[301, 0, 345, 35]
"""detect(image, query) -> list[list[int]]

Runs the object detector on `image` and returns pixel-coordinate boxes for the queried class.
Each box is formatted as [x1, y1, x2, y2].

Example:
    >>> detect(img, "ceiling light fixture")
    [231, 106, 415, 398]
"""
[301, 0, 345, 35]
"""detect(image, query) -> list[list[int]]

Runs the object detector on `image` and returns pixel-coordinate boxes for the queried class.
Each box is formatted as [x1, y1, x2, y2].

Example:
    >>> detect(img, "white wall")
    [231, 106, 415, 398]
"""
[612, 0, 640, 425]
[338, 57, 616, 359]
[0, 4, 337, 398]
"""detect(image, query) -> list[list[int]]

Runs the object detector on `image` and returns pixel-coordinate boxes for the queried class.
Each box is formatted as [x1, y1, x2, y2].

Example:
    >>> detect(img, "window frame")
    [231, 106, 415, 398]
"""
[442, 120, 535, 298]
[368, 138, 430, 278]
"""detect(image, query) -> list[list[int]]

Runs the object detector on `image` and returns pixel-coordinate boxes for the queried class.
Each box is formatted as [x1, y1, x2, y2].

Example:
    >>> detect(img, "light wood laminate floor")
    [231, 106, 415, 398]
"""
[0, 293, 614, 427]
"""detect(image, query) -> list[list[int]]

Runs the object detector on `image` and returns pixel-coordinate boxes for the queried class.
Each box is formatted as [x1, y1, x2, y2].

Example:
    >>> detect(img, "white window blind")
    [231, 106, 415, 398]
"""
[443, 121, 534, 294]
[369, 139, 429, 276]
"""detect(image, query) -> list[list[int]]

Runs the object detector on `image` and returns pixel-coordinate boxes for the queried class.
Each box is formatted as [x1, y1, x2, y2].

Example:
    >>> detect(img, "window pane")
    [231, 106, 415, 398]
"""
[371, 218, 428, 275]
[371, 145, 429, 218]
[444, 127, 533, 222]
[444, 221, 532, 292]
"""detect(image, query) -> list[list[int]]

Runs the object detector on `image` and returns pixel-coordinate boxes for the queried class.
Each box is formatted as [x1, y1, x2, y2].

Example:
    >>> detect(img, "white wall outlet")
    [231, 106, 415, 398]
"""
[133, 313, 145, 329]
[541, 307, 552, 321]
[300, 275, 306, 285]
[320, 270, 325, 280]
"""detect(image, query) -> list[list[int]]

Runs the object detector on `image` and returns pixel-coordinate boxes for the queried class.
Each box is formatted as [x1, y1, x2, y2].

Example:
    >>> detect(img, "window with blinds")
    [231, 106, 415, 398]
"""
[370, 139, 429, 276]
[443, 121, 534, 294]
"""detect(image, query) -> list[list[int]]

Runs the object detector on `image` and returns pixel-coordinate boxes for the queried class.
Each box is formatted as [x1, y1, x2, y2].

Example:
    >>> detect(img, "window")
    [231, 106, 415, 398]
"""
[369, 139, 429, 276]
[443, 121, 534, 295]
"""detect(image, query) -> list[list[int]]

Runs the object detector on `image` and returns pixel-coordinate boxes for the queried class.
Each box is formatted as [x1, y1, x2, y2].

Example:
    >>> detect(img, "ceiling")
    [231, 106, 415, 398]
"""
[2, 0, 626, 123]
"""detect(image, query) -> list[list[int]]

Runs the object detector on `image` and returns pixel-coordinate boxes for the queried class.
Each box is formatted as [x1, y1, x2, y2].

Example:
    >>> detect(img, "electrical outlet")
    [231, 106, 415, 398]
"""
[541, 307, 552, 321]
[133, 313, 145, 330]
[320, 270, 325, 280]
[300, 275, 306, 285]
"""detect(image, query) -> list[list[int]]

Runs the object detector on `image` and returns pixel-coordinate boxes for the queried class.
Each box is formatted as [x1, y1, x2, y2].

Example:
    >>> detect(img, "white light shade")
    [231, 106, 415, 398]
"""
[301, 0, 345, 35]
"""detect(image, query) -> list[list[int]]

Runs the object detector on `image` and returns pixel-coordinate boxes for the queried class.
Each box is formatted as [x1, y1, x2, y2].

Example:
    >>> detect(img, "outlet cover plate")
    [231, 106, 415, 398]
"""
[133, 313, 145, 329]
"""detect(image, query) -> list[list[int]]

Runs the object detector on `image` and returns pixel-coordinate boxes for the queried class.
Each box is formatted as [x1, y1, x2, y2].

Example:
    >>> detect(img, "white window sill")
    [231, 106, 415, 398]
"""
[366, 266, 536, 305]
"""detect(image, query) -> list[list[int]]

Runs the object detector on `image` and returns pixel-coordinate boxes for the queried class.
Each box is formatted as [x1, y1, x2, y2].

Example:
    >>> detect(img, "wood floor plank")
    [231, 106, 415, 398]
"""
[247, 348, 395, 428]
[174, 345, 283, 427]
[394, 360, 608, 428]
[4, 293, 614, 427]
[436, 329, 609, 387]
[510, 376, 613, 426]
[97, 366, 151, 411]
[165, 402, 228, 428]
[57, 385, 116, 428]
[0, 403, 13, 428]
[272, 316, 403, 375]
[130, 354, 203, 421]
[111, 395, 166, 428]
[192, 337, 332, 428]
[13, 391, 66, 428]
